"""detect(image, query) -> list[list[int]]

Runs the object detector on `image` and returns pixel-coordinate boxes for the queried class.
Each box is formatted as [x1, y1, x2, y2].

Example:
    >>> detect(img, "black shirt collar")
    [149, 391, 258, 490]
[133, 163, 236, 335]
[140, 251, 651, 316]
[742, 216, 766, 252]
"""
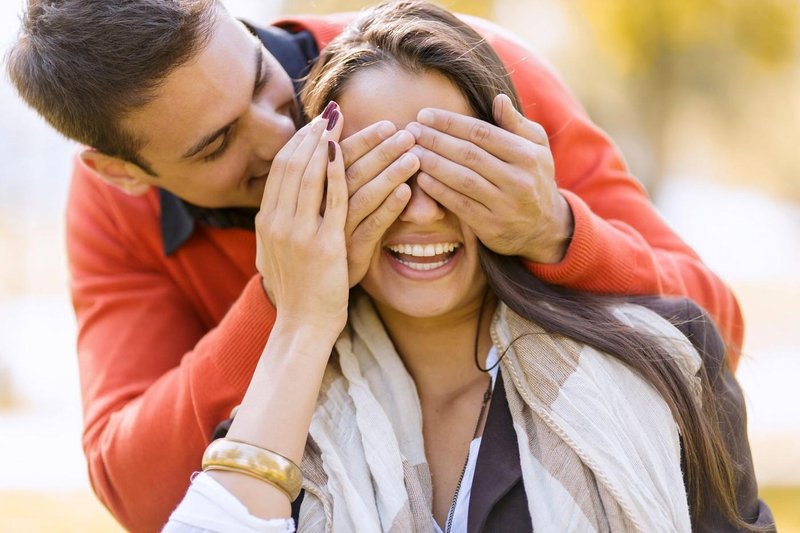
[160, 24, 319, 256]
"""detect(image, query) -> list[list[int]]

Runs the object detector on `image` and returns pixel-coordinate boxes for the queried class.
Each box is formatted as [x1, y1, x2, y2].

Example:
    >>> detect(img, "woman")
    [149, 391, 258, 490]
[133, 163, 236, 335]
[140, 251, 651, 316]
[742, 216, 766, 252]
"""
[166, 2, 772, 531]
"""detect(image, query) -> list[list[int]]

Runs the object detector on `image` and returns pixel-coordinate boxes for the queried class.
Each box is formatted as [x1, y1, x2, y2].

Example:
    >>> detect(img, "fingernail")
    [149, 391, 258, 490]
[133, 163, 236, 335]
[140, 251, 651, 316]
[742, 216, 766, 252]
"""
[399, 153, 416, 168]
[405, 123, 421, 138]
[395, 184, 410, 200]
[321, 101, 337, 119]
[328, 140, 336, 162]
[395, 130, 415, 148]
[326, 110, 339, 131]
[378, 121, 396, 138]
[417, 109, 434, 124]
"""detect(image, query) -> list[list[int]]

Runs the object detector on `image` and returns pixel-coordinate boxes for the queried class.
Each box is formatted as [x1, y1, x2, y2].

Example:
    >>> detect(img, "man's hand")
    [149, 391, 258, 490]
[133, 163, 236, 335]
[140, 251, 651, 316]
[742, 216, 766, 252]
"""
[406, 94, 573, 264]
[339, 120, 417, 286]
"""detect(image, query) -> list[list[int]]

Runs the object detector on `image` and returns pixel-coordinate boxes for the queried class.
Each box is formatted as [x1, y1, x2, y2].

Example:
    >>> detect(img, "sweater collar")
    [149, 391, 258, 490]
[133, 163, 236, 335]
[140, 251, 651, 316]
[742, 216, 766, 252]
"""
[160, 23, 319, 256]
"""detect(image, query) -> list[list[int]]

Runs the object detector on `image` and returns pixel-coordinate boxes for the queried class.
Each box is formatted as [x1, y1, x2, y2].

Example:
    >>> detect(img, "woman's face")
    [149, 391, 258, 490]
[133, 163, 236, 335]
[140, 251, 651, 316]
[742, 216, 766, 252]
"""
[338, 66, 488, 320]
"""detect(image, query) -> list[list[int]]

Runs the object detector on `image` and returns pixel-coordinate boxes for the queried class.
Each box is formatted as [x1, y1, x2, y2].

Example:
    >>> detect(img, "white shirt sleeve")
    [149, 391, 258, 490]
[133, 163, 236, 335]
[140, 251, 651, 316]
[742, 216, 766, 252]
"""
[162, 471, 296, 533]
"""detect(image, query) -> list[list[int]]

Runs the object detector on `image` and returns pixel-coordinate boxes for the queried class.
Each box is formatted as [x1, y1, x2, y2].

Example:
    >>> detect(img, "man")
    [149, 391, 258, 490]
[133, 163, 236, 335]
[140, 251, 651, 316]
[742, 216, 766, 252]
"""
[8, 1, 743, 531]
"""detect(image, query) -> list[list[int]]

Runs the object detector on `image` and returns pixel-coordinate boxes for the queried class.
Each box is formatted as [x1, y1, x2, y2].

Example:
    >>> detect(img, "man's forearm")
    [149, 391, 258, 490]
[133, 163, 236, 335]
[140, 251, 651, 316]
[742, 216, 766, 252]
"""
[79, 276, 276, 532]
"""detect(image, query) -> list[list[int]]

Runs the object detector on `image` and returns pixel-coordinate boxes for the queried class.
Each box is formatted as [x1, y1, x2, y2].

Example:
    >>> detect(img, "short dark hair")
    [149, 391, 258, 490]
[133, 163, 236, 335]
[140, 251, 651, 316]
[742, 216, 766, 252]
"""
[7, 0, 218, 174]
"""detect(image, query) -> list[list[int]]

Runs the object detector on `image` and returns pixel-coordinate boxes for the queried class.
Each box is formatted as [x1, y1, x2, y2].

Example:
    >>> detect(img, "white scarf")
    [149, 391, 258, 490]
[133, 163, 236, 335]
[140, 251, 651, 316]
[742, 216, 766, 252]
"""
[296, 295, 699, 532]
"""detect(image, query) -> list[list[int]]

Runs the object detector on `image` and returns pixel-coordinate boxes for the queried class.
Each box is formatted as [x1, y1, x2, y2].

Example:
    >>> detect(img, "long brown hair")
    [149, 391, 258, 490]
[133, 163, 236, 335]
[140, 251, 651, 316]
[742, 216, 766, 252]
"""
[303, 1, 756, 528]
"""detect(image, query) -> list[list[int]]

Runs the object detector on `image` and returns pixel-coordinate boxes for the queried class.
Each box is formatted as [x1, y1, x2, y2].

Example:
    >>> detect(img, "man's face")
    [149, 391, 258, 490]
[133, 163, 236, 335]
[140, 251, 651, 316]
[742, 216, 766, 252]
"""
[122, 6, 297, 208]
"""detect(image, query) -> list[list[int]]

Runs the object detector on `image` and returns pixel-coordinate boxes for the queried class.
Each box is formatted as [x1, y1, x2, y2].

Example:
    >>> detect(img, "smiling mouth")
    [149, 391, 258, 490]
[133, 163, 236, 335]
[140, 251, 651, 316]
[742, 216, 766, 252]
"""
[385, 242, 461, 271]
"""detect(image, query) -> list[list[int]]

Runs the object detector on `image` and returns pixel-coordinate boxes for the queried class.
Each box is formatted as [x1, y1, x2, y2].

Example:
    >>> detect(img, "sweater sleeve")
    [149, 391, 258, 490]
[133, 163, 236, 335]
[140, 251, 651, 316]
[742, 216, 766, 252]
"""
[67, 161, 276, 532]
[469, 18, 744, 367]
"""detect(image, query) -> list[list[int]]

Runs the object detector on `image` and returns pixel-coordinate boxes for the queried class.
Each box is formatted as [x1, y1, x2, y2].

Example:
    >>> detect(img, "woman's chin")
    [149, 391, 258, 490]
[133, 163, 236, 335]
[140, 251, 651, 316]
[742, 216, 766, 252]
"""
[377, 294, 459, 319]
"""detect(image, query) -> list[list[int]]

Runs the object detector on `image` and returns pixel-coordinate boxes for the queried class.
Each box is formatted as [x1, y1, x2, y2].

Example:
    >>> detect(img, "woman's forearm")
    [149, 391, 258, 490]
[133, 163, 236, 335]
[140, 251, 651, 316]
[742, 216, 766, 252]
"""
[209, 317, 341, 519]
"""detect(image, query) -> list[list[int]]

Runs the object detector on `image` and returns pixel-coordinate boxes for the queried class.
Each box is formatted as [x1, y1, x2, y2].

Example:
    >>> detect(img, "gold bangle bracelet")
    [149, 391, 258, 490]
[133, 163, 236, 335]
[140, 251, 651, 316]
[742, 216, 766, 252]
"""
[202, 438, 303, 501]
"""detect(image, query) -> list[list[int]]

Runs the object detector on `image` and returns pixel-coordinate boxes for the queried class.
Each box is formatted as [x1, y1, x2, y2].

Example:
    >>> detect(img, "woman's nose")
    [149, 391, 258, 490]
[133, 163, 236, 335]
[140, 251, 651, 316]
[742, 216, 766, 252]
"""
[398, 174, 446, 224]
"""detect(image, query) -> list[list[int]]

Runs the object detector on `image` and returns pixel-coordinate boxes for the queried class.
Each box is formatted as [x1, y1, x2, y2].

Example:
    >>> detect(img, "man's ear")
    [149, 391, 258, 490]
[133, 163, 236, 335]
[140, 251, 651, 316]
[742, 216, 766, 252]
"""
[80, 149, 152, 196]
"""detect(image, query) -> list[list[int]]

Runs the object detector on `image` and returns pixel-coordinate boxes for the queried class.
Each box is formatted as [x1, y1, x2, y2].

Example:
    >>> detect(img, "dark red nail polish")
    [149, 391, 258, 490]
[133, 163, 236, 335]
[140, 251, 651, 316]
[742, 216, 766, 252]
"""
[326, 110, 339, 131]
[321, 101, 337, 119]
[328, 140, 336, 162]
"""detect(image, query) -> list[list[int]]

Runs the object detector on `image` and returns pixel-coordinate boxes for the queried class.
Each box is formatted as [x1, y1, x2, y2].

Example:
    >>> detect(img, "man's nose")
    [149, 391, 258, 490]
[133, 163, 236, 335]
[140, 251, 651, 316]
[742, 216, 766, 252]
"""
[398, 175, 446, 224]
[246, 105, 297, 163]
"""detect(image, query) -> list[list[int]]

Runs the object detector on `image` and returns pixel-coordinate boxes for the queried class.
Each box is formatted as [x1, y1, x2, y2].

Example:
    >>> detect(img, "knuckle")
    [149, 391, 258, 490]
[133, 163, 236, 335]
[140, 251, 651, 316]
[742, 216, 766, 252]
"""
[254, 210, 270, 228]
[270, 225, 290, 244]
[462, 146, 482, 166]
[298, 174, 315, 193]
[459, 173, 478, 193]
[457, 195, 473, 214]
[469, 123, 491, 143]
[349, 191, 368, 214]
[364, 212, 385, 236]
[358, 132, 375, 153]
[326, 190, 344, 212]
[442, 113, 456, 132]
[416, 128, 432, 148]
[345, 166, 364, 188]
[505, 142, 529, 163]
[532, 122, 548, 141]
[341, 133, 372, 166]
[284, 159, 304, 179]
[426, 131, 440, 153]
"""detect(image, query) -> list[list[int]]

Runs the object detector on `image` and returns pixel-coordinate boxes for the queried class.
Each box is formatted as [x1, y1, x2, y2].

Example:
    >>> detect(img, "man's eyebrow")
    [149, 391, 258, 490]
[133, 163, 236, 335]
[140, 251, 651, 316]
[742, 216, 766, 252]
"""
[182, 43, 265, 160]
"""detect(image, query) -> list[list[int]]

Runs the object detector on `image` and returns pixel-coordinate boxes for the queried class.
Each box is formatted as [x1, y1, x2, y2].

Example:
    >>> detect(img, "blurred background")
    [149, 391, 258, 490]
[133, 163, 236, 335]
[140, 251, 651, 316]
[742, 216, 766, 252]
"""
[1, 0, 798, 530]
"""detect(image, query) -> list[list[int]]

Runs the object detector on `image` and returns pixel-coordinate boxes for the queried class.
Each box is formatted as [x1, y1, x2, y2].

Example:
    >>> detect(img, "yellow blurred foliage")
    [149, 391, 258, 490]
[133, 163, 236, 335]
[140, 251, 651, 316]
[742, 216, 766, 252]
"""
[581, 0, 799, 74]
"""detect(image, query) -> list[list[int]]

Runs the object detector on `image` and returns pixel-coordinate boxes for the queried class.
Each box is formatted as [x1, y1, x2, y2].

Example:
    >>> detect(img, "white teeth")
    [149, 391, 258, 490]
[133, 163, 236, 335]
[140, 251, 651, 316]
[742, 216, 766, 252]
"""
[386, 242, 460, 257]
[396, 258, 449, 271]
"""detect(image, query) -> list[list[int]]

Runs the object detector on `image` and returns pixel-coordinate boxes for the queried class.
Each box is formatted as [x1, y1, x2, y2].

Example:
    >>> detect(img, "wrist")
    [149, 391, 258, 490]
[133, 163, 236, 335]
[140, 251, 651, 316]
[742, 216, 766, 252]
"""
[273, 314, 345, 348]
[522, 193, 574, 264]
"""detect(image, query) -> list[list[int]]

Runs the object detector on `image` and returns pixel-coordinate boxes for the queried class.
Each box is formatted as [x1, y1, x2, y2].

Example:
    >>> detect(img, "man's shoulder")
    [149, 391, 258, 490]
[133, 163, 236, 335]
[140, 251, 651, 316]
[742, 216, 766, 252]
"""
[67, 154, 164, 257]
[69, 155, 160, 220]
[267, 13, 355, 50]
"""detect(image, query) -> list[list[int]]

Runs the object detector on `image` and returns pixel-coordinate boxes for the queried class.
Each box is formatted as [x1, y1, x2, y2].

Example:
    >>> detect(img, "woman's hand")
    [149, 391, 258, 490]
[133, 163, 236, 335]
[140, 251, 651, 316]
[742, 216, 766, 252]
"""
[255, 107, 349, 338]
[406, 93, 574, 264]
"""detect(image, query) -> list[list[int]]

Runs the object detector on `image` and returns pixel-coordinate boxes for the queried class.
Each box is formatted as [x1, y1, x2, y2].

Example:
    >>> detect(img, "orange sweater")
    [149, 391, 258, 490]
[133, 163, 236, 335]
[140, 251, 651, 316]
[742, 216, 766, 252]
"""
[67, 14, 743, 532]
